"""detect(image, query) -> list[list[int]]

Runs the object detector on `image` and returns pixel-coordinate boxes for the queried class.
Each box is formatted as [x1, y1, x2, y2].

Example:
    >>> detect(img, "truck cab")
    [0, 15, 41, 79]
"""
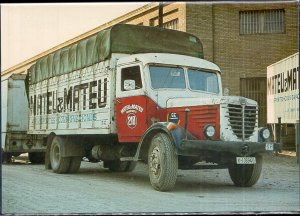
[115, 52, 281, 191]
[116, 53, 222, 142]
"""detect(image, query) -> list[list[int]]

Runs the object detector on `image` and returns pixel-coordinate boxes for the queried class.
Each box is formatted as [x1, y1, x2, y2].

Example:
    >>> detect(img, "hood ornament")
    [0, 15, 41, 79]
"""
[239, 97, 247, 105]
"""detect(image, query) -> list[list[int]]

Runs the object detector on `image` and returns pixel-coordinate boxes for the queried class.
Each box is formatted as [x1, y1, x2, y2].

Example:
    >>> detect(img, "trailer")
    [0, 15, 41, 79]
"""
[1, 74, 45, 163]
[267, 52, 299, 159]
[3, 24, 281, 191]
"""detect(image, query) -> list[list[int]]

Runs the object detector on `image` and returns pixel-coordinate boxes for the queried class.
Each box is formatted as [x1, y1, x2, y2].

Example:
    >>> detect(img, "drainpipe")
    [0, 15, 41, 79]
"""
[159, 2, 163, 28]
[212, 3, 215, 62]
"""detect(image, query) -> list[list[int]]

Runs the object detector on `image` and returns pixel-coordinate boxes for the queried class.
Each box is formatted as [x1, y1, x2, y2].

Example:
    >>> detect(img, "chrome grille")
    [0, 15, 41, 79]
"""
[227, 104, 257, 139]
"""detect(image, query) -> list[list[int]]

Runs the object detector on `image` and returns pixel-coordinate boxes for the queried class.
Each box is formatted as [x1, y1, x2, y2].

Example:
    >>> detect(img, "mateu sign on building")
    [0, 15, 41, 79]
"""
[267, 52, 299, 124]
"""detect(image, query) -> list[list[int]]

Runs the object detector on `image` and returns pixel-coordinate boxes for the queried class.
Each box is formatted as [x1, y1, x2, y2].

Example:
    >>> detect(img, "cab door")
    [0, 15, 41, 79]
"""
[115, 63, 148, 142]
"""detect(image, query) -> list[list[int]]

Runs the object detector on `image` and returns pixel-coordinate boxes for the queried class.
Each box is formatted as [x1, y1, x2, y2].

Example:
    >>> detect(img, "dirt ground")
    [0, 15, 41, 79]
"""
[2, 151, 299, 214]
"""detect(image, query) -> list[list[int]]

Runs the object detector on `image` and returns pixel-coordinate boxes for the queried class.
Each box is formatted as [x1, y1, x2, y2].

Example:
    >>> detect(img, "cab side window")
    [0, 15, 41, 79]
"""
[121, 66, 142, 91]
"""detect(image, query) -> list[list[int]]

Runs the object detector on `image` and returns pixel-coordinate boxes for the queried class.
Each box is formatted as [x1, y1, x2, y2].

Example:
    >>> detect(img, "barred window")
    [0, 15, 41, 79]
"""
[163, 19, 178, 30]
[240, 77, 267, 126]
[149, 18, 179, 30]
[240, 9, 285, 34]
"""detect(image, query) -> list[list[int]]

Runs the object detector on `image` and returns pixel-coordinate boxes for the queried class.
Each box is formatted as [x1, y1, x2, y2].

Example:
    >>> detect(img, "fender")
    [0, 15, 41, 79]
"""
[132, 122, 195, 161]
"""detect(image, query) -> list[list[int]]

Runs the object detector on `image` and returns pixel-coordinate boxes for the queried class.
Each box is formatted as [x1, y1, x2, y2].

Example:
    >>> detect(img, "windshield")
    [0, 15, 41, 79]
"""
[149, 66, 185, 89]
[187, 69, 219, 94]
[148, 65, 220, 94]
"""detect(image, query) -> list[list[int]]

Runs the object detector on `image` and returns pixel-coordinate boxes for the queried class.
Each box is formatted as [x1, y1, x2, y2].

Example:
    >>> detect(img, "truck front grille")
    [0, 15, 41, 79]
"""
[227, 104, 257, 139]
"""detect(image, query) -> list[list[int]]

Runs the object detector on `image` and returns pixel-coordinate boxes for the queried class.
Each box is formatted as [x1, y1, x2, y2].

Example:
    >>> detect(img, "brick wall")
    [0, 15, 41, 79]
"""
[187, 2, 298, 96]
[186, 3, 214, 62]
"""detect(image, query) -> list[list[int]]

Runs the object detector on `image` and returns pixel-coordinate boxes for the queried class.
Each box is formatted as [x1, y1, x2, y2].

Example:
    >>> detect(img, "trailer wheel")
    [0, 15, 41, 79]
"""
[104, 160, 136, 172]
[50, 136, 71, 174]
[148, 132, 178, 191]
[28, 152, 45, 164]
[68, 157, 81, 173]
[1, 150, 12, 164]
[228, 154, 263, 187]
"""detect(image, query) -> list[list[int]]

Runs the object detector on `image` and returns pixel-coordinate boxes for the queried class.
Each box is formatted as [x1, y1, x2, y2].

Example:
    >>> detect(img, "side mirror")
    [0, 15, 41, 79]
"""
[124, 80, 136, 91]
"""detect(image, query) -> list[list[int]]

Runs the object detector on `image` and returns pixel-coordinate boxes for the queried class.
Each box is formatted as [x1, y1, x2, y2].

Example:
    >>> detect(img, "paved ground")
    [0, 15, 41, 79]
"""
[1, 152, 299, 214]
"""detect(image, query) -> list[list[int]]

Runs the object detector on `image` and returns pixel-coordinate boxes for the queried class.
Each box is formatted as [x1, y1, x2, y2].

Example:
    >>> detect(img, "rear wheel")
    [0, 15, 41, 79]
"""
[50, 136, 71, 174]
[228, 154, 263, 187]
[148, 132, 178, 191]
[125, 161, 137, 172]
[28, 152, 45, 164]
[68, 157, 82, 173]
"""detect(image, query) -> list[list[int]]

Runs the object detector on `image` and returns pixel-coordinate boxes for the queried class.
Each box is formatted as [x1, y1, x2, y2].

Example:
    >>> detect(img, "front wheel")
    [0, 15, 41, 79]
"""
[148, 133, 178, 191]
[228, 154, 263, 187]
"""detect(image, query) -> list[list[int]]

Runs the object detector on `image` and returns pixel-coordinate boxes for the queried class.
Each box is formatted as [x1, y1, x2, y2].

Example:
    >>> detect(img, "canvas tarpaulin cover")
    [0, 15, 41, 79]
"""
[28, 24, 204, 84]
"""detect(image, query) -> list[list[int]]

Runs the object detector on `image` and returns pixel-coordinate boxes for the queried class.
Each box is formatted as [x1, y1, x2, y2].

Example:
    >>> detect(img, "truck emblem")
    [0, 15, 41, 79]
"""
[121, 104, 144, 114]
[168, 112, 180, 124]
[121, 104, 143, 129]
[126, 113, 137, 129]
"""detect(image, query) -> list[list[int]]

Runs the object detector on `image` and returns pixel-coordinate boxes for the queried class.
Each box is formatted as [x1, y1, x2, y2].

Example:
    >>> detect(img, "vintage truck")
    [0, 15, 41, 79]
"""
[2, 24, 281, 191]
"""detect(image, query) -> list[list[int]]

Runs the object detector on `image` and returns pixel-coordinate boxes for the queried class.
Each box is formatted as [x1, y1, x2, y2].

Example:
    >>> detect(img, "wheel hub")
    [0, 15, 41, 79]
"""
[150, 146, 161, 176]
[52, 144, 60, 166]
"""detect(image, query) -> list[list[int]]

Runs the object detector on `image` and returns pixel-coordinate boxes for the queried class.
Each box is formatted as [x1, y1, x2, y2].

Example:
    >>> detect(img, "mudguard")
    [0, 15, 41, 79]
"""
[137, 122, 194, 157]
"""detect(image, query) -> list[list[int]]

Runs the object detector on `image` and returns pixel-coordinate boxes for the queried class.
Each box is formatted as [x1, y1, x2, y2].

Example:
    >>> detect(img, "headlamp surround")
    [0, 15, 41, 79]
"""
[204, 124, 215, 139]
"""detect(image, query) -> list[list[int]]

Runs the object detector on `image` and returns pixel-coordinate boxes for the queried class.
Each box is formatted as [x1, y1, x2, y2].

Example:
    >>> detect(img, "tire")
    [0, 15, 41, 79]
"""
[28, 152, 45, 164]
[45, 138, 52, 170]
[68, 157, 82, 173]
[228, 154, 263, 187]
[104, 160, 136, 172]
[148, 132, 178, 191]
[2, 152, 12, 164]
[50, 136, 71, 174]
[125, 161, 137, 172]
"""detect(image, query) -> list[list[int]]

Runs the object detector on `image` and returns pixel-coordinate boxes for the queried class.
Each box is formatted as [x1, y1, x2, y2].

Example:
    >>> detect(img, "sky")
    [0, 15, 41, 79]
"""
[1, 3, 149, 71]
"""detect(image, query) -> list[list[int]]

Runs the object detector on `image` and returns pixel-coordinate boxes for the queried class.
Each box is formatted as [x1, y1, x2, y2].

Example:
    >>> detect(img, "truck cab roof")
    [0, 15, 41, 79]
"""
[116, 53, 221, 73]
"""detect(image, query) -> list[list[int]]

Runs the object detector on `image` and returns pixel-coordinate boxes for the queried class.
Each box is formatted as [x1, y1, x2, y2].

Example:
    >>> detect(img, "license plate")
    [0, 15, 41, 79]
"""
[236, 157, 256, 164]
[265, 143, 274, 151]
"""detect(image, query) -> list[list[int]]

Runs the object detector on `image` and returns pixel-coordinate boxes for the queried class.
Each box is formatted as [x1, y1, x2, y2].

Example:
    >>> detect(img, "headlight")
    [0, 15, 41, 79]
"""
[204, 125, 215, 138]
[260, 128, 271, 140]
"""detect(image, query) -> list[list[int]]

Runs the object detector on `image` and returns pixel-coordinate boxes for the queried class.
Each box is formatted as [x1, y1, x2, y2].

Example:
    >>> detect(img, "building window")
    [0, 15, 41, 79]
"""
[240, 9, 285, 34]
[163, 19, 178, 30]
[149, 18, 178, 30]
[240, 77, 267, 127]
[149, 19, 155, 27]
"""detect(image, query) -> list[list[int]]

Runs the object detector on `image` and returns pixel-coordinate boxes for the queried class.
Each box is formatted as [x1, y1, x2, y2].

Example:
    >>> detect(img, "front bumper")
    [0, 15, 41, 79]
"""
[178, 139, 282, 156]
